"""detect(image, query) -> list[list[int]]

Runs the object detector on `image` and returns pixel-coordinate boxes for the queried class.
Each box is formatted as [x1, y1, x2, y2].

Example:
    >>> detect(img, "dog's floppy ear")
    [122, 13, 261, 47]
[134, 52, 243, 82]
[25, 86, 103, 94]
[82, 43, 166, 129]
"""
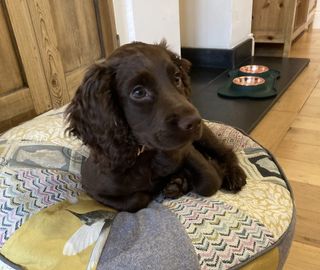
[159, 40, 192, 96]
[65, 63, 139, 171]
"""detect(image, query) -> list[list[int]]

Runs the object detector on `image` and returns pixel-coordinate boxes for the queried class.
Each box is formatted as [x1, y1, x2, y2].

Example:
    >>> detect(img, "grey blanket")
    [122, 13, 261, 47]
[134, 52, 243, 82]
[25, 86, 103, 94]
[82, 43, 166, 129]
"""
[98, 202, 200, 270]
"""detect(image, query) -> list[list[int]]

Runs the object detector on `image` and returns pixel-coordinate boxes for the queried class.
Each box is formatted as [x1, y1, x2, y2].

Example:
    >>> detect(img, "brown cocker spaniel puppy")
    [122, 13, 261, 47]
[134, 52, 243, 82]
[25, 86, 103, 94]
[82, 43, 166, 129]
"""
[66, 41, 246, 212]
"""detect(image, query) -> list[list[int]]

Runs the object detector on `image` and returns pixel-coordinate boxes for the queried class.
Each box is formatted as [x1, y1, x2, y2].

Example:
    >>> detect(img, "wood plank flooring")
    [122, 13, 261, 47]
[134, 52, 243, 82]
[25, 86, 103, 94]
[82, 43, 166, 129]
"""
[250, 29, 320, 269]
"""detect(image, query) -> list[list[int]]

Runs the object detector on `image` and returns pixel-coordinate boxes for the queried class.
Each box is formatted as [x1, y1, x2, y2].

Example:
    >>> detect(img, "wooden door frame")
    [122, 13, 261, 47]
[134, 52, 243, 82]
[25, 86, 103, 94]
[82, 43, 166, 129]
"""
[96, 0, 118, 57]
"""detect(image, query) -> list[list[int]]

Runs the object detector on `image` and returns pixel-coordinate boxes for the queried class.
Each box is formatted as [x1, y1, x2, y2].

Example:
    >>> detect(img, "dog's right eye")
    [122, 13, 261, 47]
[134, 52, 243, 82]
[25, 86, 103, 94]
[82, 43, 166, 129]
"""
[131, 86, 148, 99]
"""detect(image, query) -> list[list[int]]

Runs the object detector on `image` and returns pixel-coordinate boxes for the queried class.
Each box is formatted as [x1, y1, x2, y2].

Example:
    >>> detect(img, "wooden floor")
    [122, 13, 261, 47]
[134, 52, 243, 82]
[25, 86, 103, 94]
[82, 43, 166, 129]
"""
[250, 29, 320, 269]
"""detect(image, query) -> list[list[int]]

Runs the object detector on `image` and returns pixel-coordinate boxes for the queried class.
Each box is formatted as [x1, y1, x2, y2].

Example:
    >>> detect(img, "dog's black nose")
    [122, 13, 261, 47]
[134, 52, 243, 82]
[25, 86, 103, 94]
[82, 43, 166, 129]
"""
[178, 115, 201, 131]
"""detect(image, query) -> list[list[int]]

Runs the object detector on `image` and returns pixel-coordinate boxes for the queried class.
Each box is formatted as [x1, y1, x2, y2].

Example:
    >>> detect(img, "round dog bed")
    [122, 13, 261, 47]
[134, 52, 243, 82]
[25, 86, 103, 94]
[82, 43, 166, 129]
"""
[0, 106, 295, 270]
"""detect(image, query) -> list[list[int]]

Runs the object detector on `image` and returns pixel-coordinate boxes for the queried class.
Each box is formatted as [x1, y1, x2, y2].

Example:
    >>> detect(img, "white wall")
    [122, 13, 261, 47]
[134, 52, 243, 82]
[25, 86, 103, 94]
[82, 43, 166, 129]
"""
[113, 0, 181, 54]
[313, 0, 320, 29]
[180, 0, 232, 49]
[231, 0, 253, 48]
[180, 0, 253, 49]
[113, 0, 253, 52]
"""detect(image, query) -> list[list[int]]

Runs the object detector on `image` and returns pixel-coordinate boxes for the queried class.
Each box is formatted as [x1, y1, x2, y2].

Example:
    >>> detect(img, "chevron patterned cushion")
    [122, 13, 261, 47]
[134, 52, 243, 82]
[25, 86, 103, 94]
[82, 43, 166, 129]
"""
[0, 107, 295, 270]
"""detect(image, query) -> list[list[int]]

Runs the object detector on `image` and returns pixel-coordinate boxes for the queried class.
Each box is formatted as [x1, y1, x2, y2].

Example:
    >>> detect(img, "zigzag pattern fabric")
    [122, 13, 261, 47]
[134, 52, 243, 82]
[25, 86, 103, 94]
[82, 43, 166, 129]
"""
[0, 168, 82, 247]
[164, 194, 275, 269]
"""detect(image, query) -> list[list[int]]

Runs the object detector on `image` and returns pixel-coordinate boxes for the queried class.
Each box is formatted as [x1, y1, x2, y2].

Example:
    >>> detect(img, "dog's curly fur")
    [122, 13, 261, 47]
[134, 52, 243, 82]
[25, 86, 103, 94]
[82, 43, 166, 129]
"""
[66, 41, 246, 212]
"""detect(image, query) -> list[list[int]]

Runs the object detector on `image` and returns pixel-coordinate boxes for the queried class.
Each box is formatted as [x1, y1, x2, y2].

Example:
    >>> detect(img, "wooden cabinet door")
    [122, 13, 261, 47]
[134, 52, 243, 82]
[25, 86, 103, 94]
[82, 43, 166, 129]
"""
[0, 1, 39, 132]
[0, 0, 117, 132]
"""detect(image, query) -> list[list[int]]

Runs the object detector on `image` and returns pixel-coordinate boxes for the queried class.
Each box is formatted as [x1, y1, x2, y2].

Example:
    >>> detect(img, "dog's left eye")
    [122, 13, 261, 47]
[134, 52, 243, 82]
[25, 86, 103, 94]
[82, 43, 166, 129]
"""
[174, 73, 182, 88]
[131, 85, 148, 99]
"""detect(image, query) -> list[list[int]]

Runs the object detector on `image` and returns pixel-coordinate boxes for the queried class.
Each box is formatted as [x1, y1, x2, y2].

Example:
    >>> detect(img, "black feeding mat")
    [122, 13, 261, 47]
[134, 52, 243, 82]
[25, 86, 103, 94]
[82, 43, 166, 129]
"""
[190, 56, 310, 133]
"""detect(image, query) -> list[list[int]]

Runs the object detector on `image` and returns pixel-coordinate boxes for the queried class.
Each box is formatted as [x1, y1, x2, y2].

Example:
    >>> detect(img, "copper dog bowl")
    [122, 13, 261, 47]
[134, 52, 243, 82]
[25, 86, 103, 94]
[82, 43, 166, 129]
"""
[232, 76, 265, 87]
[239, 65, 269, 74]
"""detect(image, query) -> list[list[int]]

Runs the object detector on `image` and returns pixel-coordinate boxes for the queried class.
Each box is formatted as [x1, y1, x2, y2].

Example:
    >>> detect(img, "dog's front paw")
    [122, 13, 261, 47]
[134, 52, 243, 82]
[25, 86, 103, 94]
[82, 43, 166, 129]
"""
[222, 163, 247, 193]
[163, 177, 189, 199]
